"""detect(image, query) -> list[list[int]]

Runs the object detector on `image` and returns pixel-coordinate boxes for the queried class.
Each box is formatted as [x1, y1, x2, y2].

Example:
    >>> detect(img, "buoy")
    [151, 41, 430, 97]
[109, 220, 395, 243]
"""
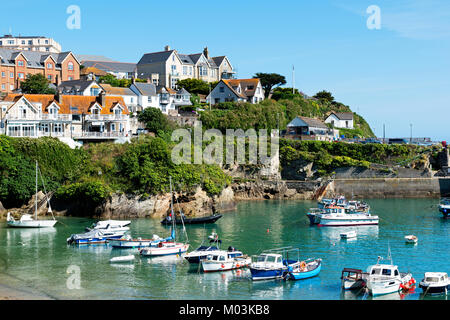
[267, 228, 270, 233]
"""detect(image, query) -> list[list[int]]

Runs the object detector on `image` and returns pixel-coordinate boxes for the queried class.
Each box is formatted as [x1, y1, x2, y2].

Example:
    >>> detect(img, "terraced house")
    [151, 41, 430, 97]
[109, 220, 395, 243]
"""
[0, 48, 80, 94]
[137, 46, 234, 89]
[0, 93, 130, 141]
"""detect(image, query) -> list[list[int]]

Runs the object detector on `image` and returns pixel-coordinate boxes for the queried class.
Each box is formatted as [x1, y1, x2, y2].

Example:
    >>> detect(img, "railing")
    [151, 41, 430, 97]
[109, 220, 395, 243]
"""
[41, 114, 72, 121]
[85, 114, 128, 121]
[73, 132, 128, 139]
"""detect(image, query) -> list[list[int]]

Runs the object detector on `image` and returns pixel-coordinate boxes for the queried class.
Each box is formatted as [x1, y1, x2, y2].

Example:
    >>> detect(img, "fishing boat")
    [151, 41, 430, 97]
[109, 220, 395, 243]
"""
[419, 272, 449, 295]
[340, 230, 357, 239]
[286, 258, 322, 281]
[318, 195, 346, 209]
[161, 213, 222, 225]
[438, 198, 450, 218]
[316, 206, 379, 227]
[139, 177, 189, 257]
[201, 249, 251, 273]
[6, 161, 57, 228]
[109, 234, 170, 249]
[340, 268, 368, 290]
[249, 247, 299, 281]
[306, 208, 324, 225]
[404, 235, 418, 244]
[184, 244, 221, 263]
[109, 255, 135, 263]
[365, 250, 415, 296]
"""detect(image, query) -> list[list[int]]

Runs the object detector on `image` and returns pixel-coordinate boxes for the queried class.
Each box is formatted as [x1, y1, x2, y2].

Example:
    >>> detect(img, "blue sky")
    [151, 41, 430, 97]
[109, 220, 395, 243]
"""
[2, 0, 449, 141]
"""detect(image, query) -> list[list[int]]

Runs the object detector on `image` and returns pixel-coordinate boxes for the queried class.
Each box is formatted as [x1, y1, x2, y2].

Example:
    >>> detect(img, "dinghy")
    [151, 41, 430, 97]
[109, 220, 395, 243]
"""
[404, 235, 418, 244]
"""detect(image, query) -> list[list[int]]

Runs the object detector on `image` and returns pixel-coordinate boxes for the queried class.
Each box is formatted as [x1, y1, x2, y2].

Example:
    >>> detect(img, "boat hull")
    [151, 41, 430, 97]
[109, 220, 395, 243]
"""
[140, 243, 189, 257]
[367, 274, 413, 296]
[161, 214, 222, 225]
[439, 206, 450, 218]
[109, 239, 155, 249]
[288, 261, 322, 280]
[419, 282, 450, 295]
[318, 217, 379, 227]
[7, 220, 57, 228]
[70, 234, 124, 245]
[250, 268, 285, 280]
[202, 257, 251, 273]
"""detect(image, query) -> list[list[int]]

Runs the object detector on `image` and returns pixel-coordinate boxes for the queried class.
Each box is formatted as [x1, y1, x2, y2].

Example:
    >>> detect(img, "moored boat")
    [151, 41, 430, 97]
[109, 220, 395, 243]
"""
[404, 235, 418, 244]
[419, 272, 449, 295]
[161, 213, 222, 225]
[109, 234, 170, 249]
[316, 206, 379, 227]
[286, 258, 322, 281]
[340, 268, 368, 290]
[438, 198, 450, 218]
[67, 228, 125, 245]
[201, 249, 251, 273]
[249, 247, 300, 281]
[86, 220, 131, 233]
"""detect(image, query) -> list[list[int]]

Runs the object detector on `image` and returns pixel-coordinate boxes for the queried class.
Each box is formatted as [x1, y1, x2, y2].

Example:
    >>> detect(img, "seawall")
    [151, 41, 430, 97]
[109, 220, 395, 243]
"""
[327, 177, 450, 199]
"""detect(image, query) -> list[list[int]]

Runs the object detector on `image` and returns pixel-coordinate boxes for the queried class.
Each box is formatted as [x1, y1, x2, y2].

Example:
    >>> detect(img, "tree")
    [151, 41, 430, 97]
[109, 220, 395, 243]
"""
[137, 107, 172, 134]
[176, 78, 212, 95]
[313, 90, 334, 103]
[253, 73, 286, 98]
[20, 74, 56, 94]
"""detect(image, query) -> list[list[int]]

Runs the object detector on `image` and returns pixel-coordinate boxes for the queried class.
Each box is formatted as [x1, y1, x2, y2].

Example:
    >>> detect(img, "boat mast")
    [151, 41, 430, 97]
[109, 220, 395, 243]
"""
[35, 160, 38, 220]
[169, 176, 176, 240]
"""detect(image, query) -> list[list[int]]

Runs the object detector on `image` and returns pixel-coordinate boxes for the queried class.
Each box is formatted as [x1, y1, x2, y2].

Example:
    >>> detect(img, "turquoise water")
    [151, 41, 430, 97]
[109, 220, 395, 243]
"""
[0, 199, 448, 300]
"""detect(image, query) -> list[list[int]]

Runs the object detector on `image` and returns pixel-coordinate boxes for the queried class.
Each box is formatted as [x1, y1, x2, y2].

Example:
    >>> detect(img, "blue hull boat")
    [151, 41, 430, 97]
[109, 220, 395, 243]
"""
[250, 267, 286, 280]
[287, 259, 322, 280]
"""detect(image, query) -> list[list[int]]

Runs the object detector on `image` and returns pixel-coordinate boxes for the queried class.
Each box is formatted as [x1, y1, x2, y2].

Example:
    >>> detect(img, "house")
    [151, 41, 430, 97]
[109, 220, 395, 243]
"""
[0, 34, 62, 53]
[99, 84, 138, 113]
[325, 112, 354, 129]
[57, 79, 104, 96]
[80, 66, 108, 81]
[0, 93, 130, 141]
[129, 82, 191, 115]
[80, 60, 137, 79]
[137, 46, 234, 89]
[285, 116, 338, 141]
[0, 48, 80, 94]
[206, 79, 264, 104]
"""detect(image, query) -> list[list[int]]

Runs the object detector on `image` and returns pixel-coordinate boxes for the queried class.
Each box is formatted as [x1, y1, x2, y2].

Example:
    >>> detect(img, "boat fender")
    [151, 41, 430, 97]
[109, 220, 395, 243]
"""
[236, 264, 240, 268]
[300, 261, 306, 270]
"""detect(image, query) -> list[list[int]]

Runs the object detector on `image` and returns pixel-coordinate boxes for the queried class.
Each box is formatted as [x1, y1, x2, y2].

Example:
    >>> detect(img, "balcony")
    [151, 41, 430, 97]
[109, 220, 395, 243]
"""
[72, 132, 128, 139]
[41, 114, 72, 121]
[85, 114, 128, 121]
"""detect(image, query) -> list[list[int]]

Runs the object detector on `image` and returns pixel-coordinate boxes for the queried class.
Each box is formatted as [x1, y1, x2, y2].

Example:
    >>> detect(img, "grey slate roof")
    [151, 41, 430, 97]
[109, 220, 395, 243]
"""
[331, 112, 354, 120]
[288, 116, 328, 129]
[57, 80, 97, 94]
[81, 60, 136, 73]
[212, 56, 226, 66]
[0, 48, 75, 69]
[131, 82, 157, 96]
[137, 50, 175, 65]
[176, 88, 190, 95]
[178, 54, 194, 65]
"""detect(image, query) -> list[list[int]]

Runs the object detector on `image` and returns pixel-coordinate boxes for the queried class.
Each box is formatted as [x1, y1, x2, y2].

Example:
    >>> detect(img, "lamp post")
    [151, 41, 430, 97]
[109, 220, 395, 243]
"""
[410, 123, 413, 144]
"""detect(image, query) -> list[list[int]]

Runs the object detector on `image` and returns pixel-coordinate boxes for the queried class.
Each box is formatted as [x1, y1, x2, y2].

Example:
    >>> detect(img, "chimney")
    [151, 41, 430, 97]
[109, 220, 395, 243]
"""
[55, 74, 61, 86]
[56, 88, 63, 104]
[164, 45, 171, 51]
[99, 91, 106, 106]
[203, 47, 209, 59]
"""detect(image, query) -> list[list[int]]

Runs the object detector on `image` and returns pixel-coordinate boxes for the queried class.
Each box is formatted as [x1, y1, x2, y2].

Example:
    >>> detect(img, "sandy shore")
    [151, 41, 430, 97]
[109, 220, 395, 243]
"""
[0, 273, 54, 300]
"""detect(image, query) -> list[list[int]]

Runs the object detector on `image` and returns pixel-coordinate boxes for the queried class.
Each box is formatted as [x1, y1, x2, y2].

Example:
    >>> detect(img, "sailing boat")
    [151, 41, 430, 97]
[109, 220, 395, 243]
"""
[139, 177, 189, 257]
[6, 161, 57, 228]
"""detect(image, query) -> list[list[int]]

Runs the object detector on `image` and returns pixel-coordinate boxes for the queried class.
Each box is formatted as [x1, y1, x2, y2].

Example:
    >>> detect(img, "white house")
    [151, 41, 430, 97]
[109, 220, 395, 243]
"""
[206, 79, 264, 105]
[100, 83, 139, 113]
[286, 116, 338, 141]
[325, 112, 354, 129]
[57, 79, 104, 96]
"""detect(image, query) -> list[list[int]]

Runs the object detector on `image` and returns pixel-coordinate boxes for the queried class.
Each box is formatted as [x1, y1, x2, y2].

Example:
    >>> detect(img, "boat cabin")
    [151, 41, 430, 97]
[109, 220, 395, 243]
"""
[424, 272, 448, 284]
[255, 253, 284, 266]
[367, 264, 400, 278]
[206, 253, 228, 262]
[324, 206, 346, 215]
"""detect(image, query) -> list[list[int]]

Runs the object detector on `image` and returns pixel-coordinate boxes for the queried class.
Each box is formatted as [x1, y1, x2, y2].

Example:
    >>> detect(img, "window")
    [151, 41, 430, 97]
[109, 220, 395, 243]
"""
[183, 66, 187, 75]
[171, 65, 177, 75]
[10, 72, 14, 78]
[68, 62, 74, 71]
[18, 73, 24, 79]
[1, 84, 5, 90]
[53, 123, 62, 133]
[46, 47, 50, 52]
[45, 40, 49, 44]
[19, 106, 27, 118]
[371, 268, 381, 275]
[7, 40, 14, 45]
[47, 75, 52, 80]
[161, 105, 166, 113]
[28, 40, 32, 45]
[47, 63, 53, 69]
[17, 60, 24, 67]
[381, 269, 392, 276]
[9, 84, 14, 91]
[219, 86, 224, 93]
[1, 72, 5, 78]
[147, 96, 152, 103]
[91, 88, 100, 96]
[68, 76, 73, 81]
[111, 123, 116, 131]
[21, 40, 25, 45]
[214, 98, 220, 104]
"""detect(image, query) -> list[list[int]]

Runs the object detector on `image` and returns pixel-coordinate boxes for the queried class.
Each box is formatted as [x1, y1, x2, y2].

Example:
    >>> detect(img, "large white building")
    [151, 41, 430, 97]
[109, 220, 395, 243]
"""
[0, 35, 62, 53]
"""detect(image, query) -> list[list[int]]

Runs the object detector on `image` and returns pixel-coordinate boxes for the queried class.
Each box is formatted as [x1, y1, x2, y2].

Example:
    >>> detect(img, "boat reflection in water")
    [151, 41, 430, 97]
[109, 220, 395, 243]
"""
[6, 227, 56, 246]
[320, 226, 379, 242]
[143, 254, 185, 265]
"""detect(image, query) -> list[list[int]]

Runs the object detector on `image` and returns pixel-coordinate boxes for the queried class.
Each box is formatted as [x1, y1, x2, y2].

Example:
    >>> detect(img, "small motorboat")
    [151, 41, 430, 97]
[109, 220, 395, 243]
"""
[184, 244, 221, 263]
[67, 229, 125, 245]
[438, 198, 450, 218]
[404, 235, 418, 244]
[109, 255, 135, 263]
[85, 220, 131, 233]
[201, 249, 251, 273]
[365, 251, 415, 296]
[109, 234, 169, 249]
[340, 268, 368, 290]
[249, 247, 300, 281]
[419, 272, 449, 295]
[286, 258, 322, 281]
[139, 242, 189, 257]
[340, 230, 357, 240]
[161, 213, 222, 225]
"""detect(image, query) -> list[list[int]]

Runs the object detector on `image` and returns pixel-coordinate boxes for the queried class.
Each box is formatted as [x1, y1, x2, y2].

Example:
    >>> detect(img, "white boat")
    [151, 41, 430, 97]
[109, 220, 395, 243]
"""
[109, 255, 135, 263]
[404, 235, 418, 244]
[438, 198, 450, 218]
[139, 177, 189, 257]
[109, 234, 169, 249]
[340, 268, 368, 290]
[86, 220, 131, 233]
[316, 206, 379, 227]
[201, 250, 251, 273]
[419, 272, 450, 295]
[366, 252, 415, 296]
[7, 161, 57, 228]
[184, 244, 222, 263]
[67, 228, 127, 245]
[340, 230, 357, 239]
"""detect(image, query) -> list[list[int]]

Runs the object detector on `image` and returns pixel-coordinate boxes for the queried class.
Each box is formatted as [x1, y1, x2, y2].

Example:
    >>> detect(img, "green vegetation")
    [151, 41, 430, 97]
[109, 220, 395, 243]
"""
[98, 74, 147, 88]
[176, 78, 218, 96]
[253, 73, 287, 98]
[20, 74, 56, 94]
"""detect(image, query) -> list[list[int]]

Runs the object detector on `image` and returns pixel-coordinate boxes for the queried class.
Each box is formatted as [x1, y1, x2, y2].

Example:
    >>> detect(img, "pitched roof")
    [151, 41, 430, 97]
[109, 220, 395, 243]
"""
[329, 112, 354, 120]
[131, 82, 157, 96]
[57, 80, 99, 94]
[178, 54, 194, 65]
[80, 66, 108, 76]
[288, 116, 328, 129]
[3, 94, 129, 115]
[137, 50, 175, 64]
[0, 48, 78, 69]
[212, 56, 226, 66]
[100, 84, 135, 96]
[81, 60, 136, 73]
[222, 79, 261, 99]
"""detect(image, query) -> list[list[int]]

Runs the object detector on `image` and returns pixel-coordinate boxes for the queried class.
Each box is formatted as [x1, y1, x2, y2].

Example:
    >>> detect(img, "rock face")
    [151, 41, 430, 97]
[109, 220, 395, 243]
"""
[232, 180, 322, 200]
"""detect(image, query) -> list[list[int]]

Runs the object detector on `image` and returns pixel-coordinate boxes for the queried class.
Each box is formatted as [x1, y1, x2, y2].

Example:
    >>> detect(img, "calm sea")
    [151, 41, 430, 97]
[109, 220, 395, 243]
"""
[0, 199, 448, 300]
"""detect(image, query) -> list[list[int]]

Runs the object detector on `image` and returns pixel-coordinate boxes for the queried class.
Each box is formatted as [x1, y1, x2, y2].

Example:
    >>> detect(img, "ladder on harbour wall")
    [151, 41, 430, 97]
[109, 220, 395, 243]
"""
[27, 191, 54, 215]
[313, 180, 332, 201]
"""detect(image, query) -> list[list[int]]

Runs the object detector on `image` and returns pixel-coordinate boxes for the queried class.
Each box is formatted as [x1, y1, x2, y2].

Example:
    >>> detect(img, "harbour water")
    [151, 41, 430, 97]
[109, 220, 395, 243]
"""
[0, 199, 448, 300]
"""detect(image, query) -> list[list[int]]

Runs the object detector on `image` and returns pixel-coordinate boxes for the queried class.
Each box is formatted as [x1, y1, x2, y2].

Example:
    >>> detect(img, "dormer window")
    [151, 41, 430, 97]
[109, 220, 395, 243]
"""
[47, 63, 53, 69]
[17, 60, 24, 67]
